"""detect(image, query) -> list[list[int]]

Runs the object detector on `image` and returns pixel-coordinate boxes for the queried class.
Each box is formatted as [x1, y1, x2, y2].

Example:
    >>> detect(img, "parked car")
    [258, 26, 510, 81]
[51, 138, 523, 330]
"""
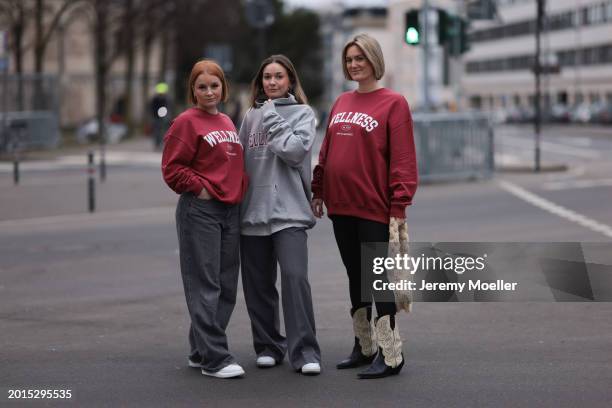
[505, 106, 524, 123]
[593, 102, 612, 124]
[485, 108, 508, 125]
[76, 118, 127, 144]
[548, 103, 571, 123]
[515, 106, 535, 123]
[569, 102, 597, 124]
[589, 101, 610, 124]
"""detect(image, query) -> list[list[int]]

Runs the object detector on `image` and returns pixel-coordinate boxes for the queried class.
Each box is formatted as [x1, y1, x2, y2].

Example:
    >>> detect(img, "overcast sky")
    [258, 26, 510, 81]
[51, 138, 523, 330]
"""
[285, 0, 387, 11]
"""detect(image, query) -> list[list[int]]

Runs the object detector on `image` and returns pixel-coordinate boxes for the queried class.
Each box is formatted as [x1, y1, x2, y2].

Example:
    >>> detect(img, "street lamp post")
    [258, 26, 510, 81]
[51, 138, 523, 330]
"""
[422, 0, 431, 112]
[1, 30, 8, 153]
[534, 0, 545, 172]
[57, 14, 67, 129]
[94, 0, 108, 182]
[244, 0, 275, 62]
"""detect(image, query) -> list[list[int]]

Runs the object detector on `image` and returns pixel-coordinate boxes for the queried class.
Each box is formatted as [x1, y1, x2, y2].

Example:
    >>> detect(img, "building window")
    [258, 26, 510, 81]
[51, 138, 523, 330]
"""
[487, 95, 495, 108]
[587, 4, 604, 24]
[575, 93, 584, 104]
[465, 43, 612, 73]
[528, 94, 535, 108]
[470, 2, 611, 43]
[470, 95, 482, 109]
[589, 93, 600, 102]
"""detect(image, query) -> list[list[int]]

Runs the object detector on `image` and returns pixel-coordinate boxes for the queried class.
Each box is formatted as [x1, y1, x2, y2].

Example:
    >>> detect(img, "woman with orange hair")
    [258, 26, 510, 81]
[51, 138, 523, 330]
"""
[162, 59, 248, 379]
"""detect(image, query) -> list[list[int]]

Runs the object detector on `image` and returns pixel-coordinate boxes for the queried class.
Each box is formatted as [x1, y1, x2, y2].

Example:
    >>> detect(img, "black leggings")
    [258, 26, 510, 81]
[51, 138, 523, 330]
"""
[331, 215, 397, 317]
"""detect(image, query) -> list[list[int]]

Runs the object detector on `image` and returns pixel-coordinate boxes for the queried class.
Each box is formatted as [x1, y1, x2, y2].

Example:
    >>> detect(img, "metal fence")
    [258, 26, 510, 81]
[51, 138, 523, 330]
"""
[413, 112, 494, 182]
[0, 74, 60, 112]
[1, 74, 60, 152]
[0, 111, 60, 152]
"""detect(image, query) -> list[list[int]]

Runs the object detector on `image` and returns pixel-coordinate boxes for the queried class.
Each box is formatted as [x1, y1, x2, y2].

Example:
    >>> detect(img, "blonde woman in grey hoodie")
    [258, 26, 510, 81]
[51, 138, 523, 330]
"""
[239, 55, 321, 375]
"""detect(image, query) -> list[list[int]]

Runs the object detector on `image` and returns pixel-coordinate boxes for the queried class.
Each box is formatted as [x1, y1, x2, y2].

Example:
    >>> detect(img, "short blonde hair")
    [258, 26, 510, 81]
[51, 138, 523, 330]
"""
[342, 33, 385, 81]
[187, 59, 229, 105]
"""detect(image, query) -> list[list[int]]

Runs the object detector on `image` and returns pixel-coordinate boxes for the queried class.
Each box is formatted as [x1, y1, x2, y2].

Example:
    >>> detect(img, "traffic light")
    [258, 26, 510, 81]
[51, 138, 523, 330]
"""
[457, 17, 470, 55]
[404, 9, 420, 46]
[438, 9, 470, 56]
[438, 10, 453, 45]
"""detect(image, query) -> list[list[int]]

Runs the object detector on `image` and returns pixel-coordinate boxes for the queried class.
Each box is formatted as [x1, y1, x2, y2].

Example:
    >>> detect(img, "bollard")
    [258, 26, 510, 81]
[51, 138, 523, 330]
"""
[13, 157, 19, 185]
[88, 150, 95, 213]
[99, 146, 106, 182]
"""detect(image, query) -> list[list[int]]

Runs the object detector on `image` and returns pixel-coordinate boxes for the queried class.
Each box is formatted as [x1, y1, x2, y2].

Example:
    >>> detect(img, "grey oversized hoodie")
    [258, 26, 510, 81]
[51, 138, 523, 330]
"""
[239, 94, 316, 235]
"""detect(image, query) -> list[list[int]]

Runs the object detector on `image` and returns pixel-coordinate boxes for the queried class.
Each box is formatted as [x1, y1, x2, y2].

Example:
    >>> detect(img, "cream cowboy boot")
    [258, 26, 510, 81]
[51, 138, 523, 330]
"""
[357, 314, 404, 379]
[336, 306, 378, 369]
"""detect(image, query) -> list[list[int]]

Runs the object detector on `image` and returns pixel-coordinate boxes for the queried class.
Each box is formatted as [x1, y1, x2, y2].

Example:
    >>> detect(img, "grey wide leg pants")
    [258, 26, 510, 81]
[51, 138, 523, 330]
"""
[240, 227, 321, 370]
[176, 193, 240, 372]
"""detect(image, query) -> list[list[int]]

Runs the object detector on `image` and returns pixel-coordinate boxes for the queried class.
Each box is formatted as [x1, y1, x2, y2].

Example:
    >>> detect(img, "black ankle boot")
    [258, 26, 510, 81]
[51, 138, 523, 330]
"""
[357, 315, 404, 379]
[357, 348, 404, 379]
[336, 337, 376, 369]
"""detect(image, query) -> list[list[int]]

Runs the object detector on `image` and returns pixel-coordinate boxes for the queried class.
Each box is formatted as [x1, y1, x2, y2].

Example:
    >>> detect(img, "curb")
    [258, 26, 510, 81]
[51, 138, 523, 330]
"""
[496, 163, 569, 173]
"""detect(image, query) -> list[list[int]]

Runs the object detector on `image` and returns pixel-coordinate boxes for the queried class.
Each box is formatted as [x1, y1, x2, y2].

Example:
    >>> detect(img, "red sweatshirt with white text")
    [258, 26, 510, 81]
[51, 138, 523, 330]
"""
[161, 108, 247, 204]
[312, 88, 418, 224]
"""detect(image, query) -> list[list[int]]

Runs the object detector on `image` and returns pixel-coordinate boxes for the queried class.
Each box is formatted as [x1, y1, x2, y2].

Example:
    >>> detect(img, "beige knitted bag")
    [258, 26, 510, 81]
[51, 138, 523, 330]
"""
[388, 217, 413, 313]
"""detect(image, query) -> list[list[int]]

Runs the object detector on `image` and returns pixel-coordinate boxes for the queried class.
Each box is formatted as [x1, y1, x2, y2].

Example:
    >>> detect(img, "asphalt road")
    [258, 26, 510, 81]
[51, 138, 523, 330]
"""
[1, 127, 611, 406]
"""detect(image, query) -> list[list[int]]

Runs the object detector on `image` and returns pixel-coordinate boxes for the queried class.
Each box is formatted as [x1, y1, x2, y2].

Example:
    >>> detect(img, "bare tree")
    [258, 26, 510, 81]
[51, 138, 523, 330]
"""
[92, 0, 108, 178]
[33, 0, 82, 74]
[0, 0, 30, 109]
[116, 0, 171, 136]
[171, 0, 242, 104]
[88, 0, 171, 177]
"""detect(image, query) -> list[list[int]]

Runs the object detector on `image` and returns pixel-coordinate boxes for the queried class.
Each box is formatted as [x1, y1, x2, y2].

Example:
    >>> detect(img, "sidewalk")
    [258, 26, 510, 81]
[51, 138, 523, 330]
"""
[0, 136, 161, 172]
[0, 136, 176, 221]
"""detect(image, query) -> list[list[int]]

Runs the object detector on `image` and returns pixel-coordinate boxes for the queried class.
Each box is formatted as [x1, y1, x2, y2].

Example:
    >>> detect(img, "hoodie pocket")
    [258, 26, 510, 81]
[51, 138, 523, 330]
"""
[243, 184, 286, 224]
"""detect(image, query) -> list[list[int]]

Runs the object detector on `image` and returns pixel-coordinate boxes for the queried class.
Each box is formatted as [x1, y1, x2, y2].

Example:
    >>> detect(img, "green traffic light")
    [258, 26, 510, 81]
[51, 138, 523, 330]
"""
[406, 27, 419, 44]
[405, 9, 420, 46]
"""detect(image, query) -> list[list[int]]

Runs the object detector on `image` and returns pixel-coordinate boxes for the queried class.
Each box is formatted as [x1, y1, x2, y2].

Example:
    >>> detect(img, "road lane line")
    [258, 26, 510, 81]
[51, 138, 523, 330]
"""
[498, 180, 612, 238]
[542, 178, 612, 191]
[0, 152, 161, 172]
[545, 166, 585, 181]
[499, 136, 602, 159]
[557, 136, 593, 147]
[0, 206, 174, 229]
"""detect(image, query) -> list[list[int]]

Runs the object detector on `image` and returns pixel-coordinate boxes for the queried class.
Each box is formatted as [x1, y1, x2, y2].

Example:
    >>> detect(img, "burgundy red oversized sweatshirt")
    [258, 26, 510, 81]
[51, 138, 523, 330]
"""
[161, 108, 247, 204]
[312, 88, 418, 224]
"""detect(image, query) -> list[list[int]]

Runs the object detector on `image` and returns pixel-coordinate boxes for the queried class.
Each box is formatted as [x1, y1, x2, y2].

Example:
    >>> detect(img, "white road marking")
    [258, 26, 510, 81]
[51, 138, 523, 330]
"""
[0, 152, 161, 172]
[498, 180, 612, 238]
[557, 137, 592, 147]
[0, 206, 174, 229]
[494, 153, 524, 166]
[542, 178, 612, 191]
[499, 136, 602, 159]
[545, 166, 585, 181]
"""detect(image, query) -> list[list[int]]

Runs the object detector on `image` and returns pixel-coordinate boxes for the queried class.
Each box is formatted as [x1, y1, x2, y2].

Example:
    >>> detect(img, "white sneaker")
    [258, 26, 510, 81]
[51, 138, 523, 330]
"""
[301, 362, 321, 375]
[256, 356, 276, 368]
[201, 363, 245, 378]
[188, 358, 203, 368]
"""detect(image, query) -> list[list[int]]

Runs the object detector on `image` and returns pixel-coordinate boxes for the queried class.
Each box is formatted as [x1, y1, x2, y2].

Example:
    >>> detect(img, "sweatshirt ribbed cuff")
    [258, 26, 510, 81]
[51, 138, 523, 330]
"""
[390, 204, 407, 219]
[190, 180, 205, 196]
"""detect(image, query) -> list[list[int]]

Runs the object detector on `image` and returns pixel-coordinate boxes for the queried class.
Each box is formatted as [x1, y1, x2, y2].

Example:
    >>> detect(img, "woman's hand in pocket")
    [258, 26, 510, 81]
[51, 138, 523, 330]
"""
[198, 187, 212, 200]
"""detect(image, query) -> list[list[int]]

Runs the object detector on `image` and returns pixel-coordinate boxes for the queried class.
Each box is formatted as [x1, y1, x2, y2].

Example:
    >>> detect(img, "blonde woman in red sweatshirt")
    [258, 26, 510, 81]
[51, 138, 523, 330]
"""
[311, 34, 418, 379]
[162, 60, 248, 379]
